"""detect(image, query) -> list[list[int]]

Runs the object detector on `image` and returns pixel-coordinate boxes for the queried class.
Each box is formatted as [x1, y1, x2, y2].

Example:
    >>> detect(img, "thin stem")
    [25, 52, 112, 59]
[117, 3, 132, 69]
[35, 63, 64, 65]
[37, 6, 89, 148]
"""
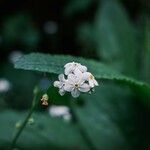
[9, 87, 39, 150]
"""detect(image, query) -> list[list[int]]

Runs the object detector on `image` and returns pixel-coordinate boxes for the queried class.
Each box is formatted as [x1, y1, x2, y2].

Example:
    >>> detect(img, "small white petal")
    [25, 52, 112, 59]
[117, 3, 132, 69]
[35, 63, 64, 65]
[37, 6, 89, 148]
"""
[58, 74, 65, 81]
[74, 68, 83, 77]
[54, 81, 61, 87]
[94, 79, 99, 86]
[71, 89, 80, 98]
[68, 74, 76, 84]
[73, 69, 84, 84]
[82, 72, 91, 80]
[64, 83, 74, 92]
[78, 65, 87, 72]
[89, 80, 94, 88]
[79, 83, 90, 92]
[59, 89, 65, 96]
[64, 66, 72, 75]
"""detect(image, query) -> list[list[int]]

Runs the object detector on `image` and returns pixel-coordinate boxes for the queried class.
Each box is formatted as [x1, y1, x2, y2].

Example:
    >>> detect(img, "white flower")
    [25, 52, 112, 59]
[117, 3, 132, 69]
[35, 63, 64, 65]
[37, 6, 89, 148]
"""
[0, 79, 11, 92]
[83, 72, 98, 88]
[53, 61, 99, 98]
[49, 105, 69, 117]
[64, 73, 90, 98]
[49, 105, 71, 121]
[53, 74, 66, 96]
[64, 62, 87, 75]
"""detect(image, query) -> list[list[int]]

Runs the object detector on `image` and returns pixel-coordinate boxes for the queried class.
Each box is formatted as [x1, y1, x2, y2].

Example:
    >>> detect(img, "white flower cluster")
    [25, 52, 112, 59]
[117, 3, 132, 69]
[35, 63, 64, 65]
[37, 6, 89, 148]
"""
[53, 62, 98, 98]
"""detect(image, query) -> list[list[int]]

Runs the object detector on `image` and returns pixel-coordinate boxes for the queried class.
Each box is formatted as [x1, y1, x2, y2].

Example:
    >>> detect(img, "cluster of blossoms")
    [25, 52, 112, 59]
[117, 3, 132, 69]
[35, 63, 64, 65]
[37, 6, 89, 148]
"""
[53, 62, 98, 98]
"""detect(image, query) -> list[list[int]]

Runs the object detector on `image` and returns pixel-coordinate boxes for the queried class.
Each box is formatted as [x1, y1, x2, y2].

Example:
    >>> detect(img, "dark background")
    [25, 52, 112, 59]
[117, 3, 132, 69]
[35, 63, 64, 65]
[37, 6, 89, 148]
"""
[0, 0, 150, 150]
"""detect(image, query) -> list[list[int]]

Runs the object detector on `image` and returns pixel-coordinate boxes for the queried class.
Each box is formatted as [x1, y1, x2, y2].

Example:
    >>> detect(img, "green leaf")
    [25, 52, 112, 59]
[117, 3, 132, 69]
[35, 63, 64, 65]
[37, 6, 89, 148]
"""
[95, 0, 138, 77]
[72, 84, 150, 150]
[14, 53, 150, 90]
[0, 110, 88, 150]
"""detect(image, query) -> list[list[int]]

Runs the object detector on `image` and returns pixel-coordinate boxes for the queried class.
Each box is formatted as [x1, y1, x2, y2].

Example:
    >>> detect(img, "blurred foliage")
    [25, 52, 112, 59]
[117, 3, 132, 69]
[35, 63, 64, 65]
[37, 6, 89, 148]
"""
[0, 84, 149, 150]
[0, 110, 88, 150]
[0, 63, 41, 110]
[95, 0, 138, 76]
[2, 14, 40, 50]
[0, 0, 150, 149]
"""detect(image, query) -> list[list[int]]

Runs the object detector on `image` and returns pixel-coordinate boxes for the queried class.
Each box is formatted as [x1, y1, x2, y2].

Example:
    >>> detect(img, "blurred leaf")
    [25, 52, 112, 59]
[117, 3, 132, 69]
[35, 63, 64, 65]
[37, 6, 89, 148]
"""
[92, 0, 137, 76]
[2, 14, 40, 48]
[64, 0, 93, 16]
[141, 17, 150, 83]
[72, 84, 150, 150]
[1, 64, 40, 109]
[77, 23, 97, 58]
[76, 0, 139, 76]
[14, 53, 150, 91]
[0, 110, 88, 150]
[95, 0, 138, 76]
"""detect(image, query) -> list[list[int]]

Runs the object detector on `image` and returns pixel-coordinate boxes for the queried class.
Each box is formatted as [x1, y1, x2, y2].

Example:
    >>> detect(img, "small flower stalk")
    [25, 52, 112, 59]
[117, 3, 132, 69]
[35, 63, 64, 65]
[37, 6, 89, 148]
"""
[54, 62, 99, 98]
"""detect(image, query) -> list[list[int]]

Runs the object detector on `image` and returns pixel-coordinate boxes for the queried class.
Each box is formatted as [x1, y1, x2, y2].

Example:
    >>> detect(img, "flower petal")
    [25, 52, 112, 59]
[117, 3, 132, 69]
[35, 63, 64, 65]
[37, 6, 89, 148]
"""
[71, 89, 80, 98]
[58, 74, 65, 82]
[64, 83, 74, 92]
[94, 79, 99, 86]
[53, 81, 61, 88]
[89, 80, 94, 88]
[73, 69, 83, 83]
[78, 65, 87, 72]
[68, 74, 76, 84]
[64, 66, 72, 75]
[79, 83, 90, 92]
[82, 72, 91, 80]
[59, 89, 65, 96]
[74, 68, 83, 77]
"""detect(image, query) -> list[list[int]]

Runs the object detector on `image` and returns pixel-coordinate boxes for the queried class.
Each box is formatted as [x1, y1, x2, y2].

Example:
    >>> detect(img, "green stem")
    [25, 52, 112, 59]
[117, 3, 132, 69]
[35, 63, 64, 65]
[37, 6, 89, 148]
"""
[9, 87, 39, 150]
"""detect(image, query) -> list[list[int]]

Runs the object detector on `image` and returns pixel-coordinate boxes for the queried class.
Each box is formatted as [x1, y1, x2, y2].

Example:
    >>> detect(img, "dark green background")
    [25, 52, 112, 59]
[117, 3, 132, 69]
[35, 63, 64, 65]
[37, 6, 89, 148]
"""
[0, 0, 150, 149]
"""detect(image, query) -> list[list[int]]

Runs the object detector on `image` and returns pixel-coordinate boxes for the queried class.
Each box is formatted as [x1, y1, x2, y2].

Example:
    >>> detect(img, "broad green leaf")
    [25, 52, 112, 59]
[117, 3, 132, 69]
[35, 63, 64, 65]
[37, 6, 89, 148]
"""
[0, 110, 88, 150]
[14, 53, 150, 91]
[95, 0, 138, 77]
[72, 84, 150, 150]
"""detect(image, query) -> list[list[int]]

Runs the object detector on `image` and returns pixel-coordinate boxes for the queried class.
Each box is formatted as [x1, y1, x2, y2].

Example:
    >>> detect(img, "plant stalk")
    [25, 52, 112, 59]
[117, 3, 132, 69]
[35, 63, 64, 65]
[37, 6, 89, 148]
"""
[9, 87, 39, 150]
